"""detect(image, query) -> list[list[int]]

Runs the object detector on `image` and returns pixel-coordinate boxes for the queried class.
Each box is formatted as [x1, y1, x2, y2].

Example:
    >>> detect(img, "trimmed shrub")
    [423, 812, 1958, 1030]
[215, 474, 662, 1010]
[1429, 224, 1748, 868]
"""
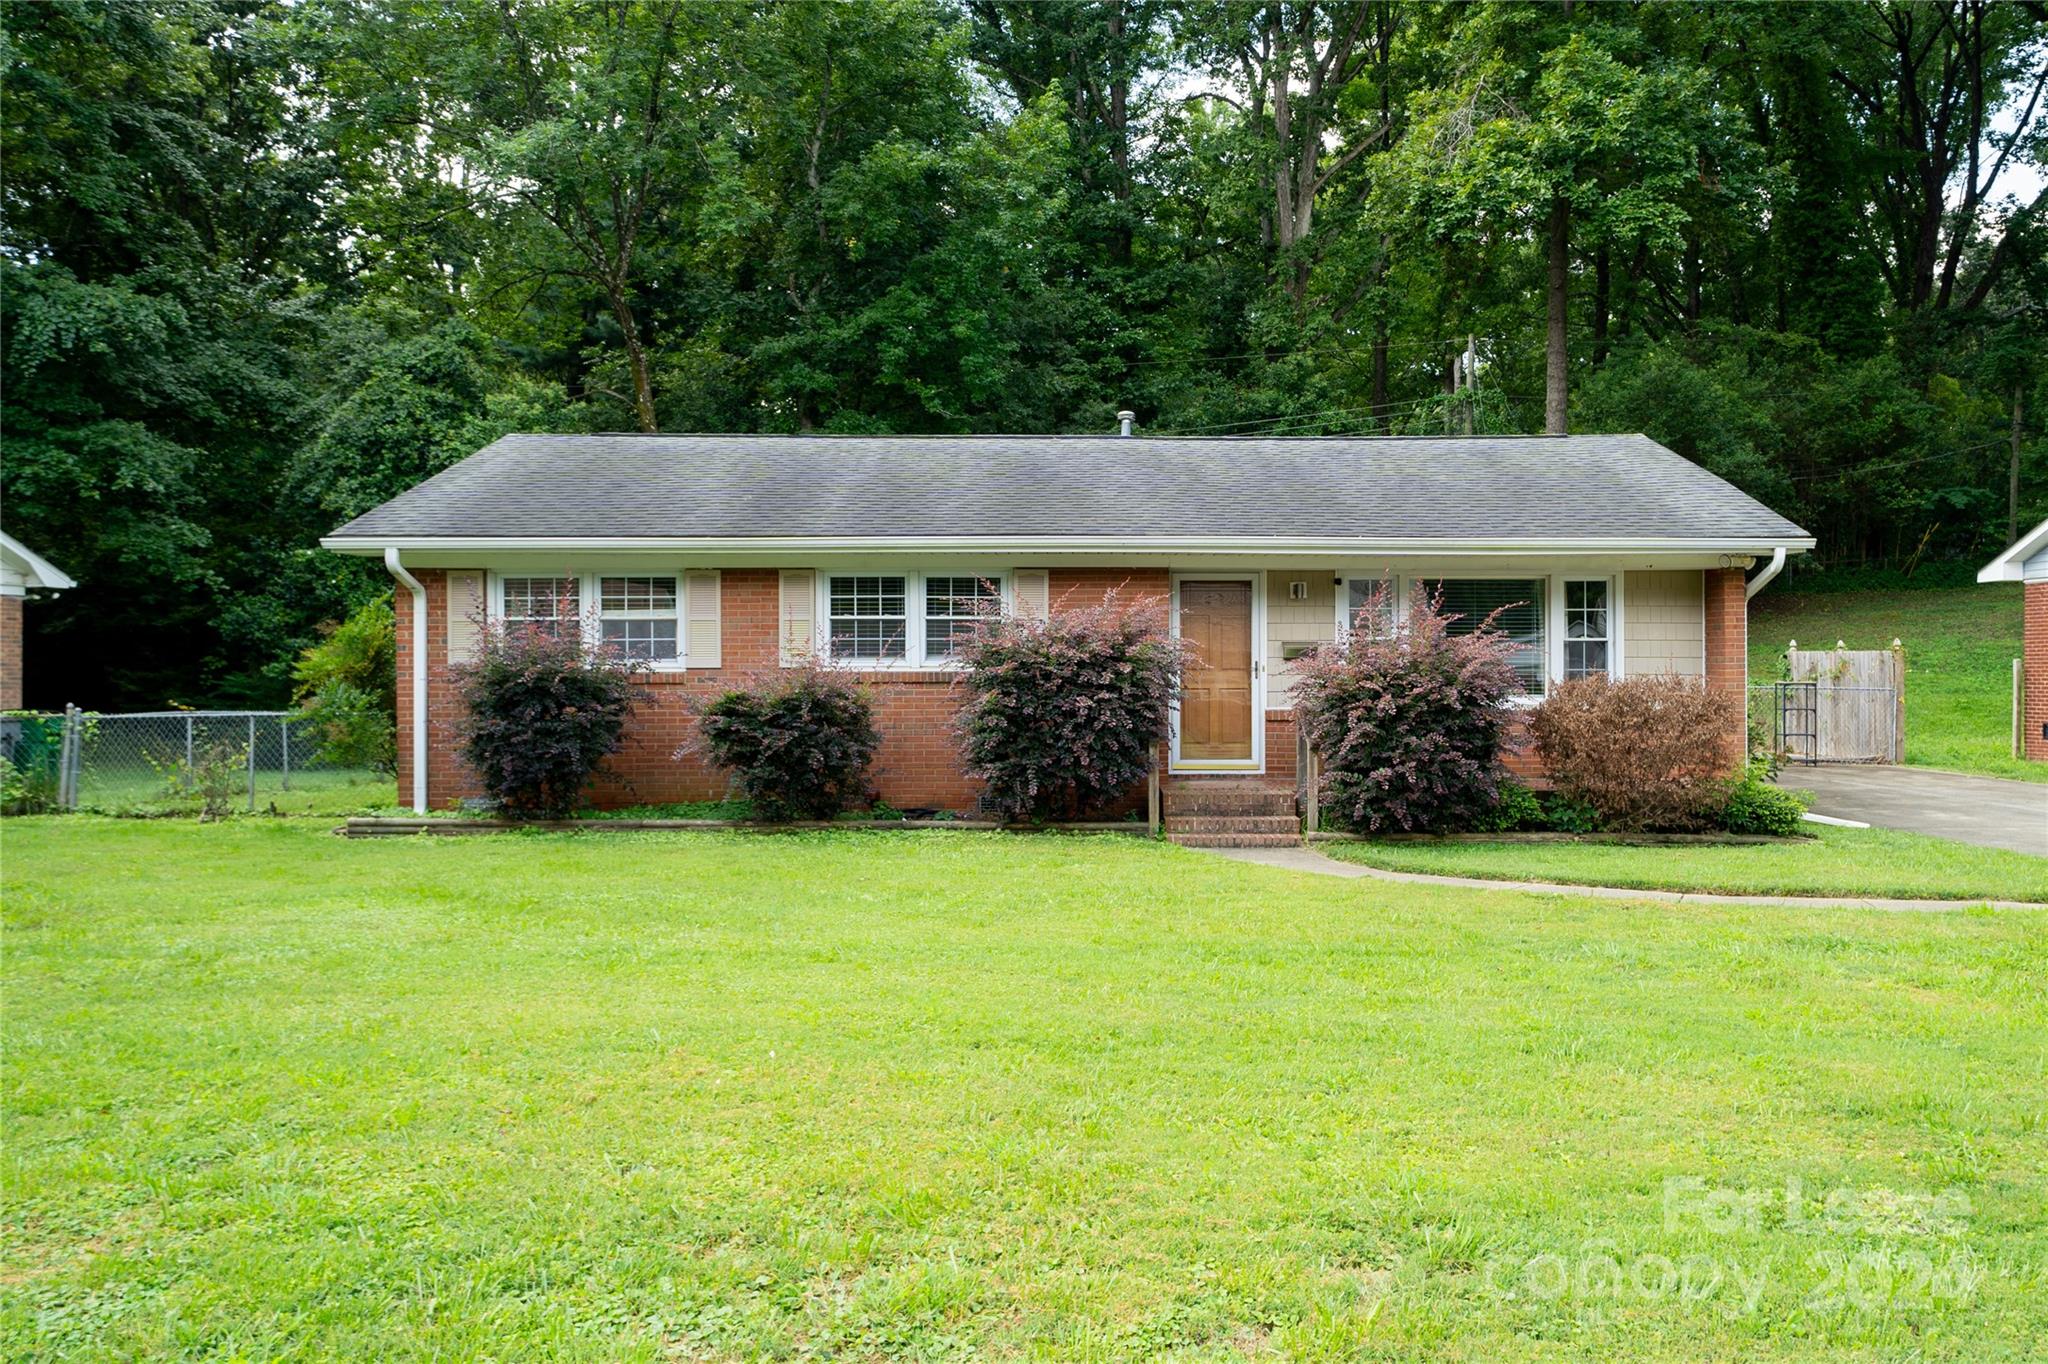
[1527, 675, 1742, 832]
[954, 587, 1187, 821]
[1292, 585, 1523, 833]
[692, 660, 880, 821]
[455, 608, 643, 819]
[293, 598, 398, 773]
[1470, 777, 1546, 833]
[1722, 760, 1809, 835]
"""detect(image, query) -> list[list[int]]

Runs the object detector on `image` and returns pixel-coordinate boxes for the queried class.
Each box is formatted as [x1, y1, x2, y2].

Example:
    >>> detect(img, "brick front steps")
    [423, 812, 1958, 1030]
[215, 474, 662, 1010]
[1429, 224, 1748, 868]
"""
[1163, 777, 1301, 848]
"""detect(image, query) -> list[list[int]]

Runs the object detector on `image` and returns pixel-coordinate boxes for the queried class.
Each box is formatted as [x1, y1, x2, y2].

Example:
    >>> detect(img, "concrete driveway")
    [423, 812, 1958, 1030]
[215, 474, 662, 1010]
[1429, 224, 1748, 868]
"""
[1775, 765, 2048, 856]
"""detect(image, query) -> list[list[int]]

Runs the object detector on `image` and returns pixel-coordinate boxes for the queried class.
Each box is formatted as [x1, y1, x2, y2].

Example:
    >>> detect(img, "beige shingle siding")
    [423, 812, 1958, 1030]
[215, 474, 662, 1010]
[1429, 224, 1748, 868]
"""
[1623, 569, 1705, 676]
[1266, 569, 1336, 707]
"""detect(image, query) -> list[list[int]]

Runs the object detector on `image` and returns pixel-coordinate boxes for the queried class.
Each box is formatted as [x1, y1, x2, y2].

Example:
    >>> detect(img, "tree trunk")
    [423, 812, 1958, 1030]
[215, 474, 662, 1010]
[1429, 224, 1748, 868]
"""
[2014, 382, 2026, 547]
[1370, 326, 1389, 432]
[1683, 234, 1701, 325]
[1545, 195, 1570, 435]
[1107, 2, 1132, 267]
[608, 288, 658, 433]
[1591, 244, 1610, 366]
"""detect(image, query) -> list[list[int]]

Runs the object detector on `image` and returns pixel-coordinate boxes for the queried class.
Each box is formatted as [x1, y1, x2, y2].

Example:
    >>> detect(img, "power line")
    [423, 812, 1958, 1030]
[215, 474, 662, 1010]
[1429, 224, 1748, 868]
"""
[1150, 393, 1451, 436]
[1785, 436, 2013, 484]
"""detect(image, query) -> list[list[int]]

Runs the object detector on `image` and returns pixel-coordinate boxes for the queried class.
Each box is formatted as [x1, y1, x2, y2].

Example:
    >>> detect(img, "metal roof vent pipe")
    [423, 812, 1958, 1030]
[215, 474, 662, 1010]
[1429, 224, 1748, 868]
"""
[1117, 410, 1136, 437]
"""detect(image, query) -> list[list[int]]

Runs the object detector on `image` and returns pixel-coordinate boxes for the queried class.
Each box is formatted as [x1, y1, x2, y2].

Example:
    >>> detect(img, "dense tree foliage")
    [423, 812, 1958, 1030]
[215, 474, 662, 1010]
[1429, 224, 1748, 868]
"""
[4, 0, 2044, 708]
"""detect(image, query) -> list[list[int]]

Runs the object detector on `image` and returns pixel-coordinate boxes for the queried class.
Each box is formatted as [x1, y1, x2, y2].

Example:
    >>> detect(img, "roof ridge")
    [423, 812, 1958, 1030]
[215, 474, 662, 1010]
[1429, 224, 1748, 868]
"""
[558, 431, 1615, 441]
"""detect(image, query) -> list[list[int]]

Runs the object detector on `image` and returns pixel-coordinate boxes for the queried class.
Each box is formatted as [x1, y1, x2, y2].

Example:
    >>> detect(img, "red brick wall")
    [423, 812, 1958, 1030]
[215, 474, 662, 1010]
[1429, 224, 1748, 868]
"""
[397, 564, 1757, 808]
[1703, 566, 1749, 771]
[400, 566, 1173, 813]
[2026, 581, 2048, 762]
[0, 595, 21, 711]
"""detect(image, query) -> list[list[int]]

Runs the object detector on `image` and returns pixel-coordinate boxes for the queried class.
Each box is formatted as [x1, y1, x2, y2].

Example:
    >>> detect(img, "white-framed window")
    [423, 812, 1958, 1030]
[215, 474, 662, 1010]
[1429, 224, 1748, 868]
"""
[820, 571, 1007, 667]
[828, 574, 910, 662]
[1562, 578, 1611, 680]
[923, 575, 1000, 661]
[599, 575, 681, 663]
[501, 576, 580, 638]
[1417, 577, 1547, 695]
[1339, 575, 1399, 640]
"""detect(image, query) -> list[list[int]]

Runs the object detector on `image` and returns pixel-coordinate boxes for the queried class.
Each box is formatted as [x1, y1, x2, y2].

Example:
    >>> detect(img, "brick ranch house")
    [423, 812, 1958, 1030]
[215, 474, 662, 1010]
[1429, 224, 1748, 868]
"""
[1, 531, 76, 711]
[1979, 516, 2048, 763]
[324, 432, 1813, 829]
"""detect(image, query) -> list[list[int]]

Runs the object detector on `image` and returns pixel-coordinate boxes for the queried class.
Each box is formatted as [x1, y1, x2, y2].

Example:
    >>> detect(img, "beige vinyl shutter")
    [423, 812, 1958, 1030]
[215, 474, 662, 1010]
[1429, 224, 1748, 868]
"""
[684, 570, 721, 668]
[1013, 569, 1049, 620]
[445, 571, 484, 663]
[779, 570, 815, 664]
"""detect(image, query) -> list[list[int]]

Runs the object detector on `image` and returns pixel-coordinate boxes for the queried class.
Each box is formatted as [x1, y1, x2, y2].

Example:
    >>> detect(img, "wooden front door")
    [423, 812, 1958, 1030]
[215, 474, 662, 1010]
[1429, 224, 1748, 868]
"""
[1178, 579, 1255, 763]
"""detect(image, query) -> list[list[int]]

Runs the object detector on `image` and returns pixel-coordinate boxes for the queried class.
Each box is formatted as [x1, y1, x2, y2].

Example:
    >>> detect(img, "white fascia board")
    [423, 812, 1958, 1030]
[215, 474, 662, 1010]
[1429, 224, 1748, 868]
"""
[323, 534, 1817, 557]
[0, 531, 76, 590]
[1978, 517, 2048, 583]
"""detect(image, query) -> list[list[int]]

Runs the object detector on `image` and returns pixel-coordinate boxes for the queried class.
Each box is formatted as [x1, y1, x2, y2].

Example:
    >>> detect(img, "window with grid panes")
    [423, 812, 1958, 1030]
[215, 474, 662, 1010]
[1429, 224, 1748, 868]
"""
[828, 575, 908, 661]
[1563, 579, 1610, 679]
[502, 577, 579, 639]
[923, 576, 999, 660]
[599, 576, 680, 662]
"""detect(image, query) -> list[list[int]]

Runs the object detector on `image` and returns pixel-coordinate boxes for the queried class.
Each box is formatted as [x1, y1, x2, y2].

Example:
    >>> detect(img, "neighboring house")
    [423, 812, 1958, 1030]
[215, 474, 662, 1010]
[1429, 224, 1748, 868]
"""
[323, 432, 1814, 815]
[0, 532, 76, 711]
[1979, 516, 2048, 762]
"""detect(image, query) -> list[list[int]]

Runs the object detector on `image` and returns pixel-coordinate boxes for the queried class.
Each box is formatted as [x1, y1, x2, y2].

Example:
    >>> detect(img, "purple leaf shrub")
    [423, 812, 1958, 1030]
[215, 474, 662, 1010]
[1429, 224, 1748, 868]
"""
[1291, 583, 1522, 833]
[688, 657, 880, 821]
[455, 595, 644, 819]
[953, 586, 1187, 820]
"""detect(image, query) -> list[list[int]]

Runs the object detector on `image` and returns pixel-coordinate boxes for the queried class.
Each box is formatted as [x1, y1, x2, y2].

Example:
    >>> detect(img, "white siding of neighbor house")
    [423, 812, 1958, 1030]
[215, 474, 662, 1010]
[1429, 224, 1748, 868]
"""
[1266, 569, 1337, 707]
[1623, 569, 1704, 676]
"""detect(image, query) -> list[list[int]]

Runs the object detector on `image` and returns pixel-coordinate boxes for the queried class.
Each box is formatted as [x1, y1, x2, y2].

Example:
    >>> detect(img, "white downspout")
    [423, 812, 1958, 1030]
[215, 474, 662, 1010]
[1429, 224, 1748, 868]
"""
[385, 547, 429, 813]
[1745, 546, 1787, 601]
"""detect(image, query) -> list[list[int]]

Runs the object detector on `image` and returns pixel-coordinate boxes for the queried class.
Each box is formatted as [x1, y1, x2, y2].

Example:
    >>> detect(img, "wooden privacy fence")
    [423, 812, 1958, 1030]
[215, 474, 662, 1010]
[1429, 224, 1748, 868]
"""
[1767, 644, 1906, 765]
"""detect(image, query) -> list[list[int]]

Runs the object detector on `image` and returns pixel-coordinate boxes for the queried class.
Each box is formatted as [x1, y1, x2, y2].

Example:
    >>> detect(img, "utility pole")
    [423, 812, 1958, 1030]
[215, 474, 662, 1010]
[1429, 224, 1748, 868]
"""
[1463, 335, 1478, 436]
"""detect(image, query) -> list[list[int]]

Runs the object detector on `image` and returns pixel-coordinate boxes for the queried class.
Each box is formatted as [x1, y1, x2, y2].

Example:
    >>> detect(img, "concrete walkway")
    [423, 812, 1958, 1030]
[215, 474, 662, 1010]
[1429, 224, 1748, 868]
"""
[1774, 765, 2048, 856]
[1203, 844, 2045, 912]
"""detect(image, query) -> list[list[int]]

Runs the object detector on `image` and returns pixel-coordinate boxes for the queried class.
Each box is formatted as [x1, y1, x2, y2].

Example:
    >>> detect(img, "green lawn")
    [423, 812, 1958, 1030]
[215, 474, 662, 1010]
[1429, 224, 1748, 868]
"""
[5, 820, 2044, 1360]
[1319, 826, 2048, 902]
[1749, 580, 2039, 781]
[69, 767, 398, 818]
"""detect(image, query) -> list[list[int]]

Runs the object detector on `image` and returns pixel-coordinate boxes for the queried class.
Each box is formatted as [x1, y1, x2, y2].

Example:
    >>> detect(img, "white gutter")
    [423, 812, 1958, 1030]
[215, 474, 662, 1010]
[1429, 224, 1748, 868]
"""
[384, 547, 429, 814]
[1744, 546, 1787, 600]
[327, 534, 1818, 557]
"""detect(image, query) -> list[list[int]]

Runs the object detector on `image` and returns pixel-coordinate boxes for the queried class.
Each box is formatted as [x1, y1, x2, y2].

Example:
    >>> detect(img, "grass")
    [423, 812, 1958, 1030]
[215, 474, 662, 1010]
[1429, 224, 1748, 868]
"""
[5, 820, 2045, 1360]
[66, 765, 398, 818]
[1318, 825, 2048, 902]
[1749, 579, 2039, 781]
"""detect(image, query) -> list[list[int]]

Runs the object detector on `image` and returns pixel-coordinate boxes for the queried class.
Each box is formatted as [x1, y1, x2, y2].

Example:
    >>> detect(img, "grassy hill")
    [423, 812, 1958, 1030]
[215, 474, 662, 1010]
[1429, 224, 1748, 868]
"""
[1748, 577, 2039, 782]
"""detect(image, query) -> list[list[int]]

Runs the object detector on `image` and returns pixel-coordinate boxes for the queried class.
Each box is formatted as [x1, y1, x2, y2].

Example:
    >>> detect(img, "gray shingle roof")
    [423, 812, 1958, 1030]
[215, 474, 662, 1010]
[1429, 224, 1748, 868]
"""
[324, 433, 1812, 546]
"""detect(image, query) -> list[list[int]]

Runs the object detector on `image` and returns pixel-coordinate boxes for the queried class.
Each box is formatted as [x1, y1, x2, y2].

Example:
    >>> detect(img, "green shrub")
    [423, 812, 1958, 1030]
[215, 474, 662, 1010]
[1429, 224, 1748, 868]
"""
[1722, 761, 1809, 836]
[293, 598, 397, 772]
[1470, 778, 1546, 833]
[693, 661, 880, 821]
[1, 713, 65, 815]
[1539, 792, 1604, 833]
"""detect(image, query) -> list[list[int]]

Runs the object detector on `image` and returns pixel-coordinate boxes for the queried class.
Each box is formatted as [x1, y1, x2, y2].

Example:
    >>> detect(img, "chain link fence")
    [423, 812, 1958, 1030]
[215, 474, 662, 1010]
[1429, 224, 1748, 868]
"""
[2, 709, 394, 815]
